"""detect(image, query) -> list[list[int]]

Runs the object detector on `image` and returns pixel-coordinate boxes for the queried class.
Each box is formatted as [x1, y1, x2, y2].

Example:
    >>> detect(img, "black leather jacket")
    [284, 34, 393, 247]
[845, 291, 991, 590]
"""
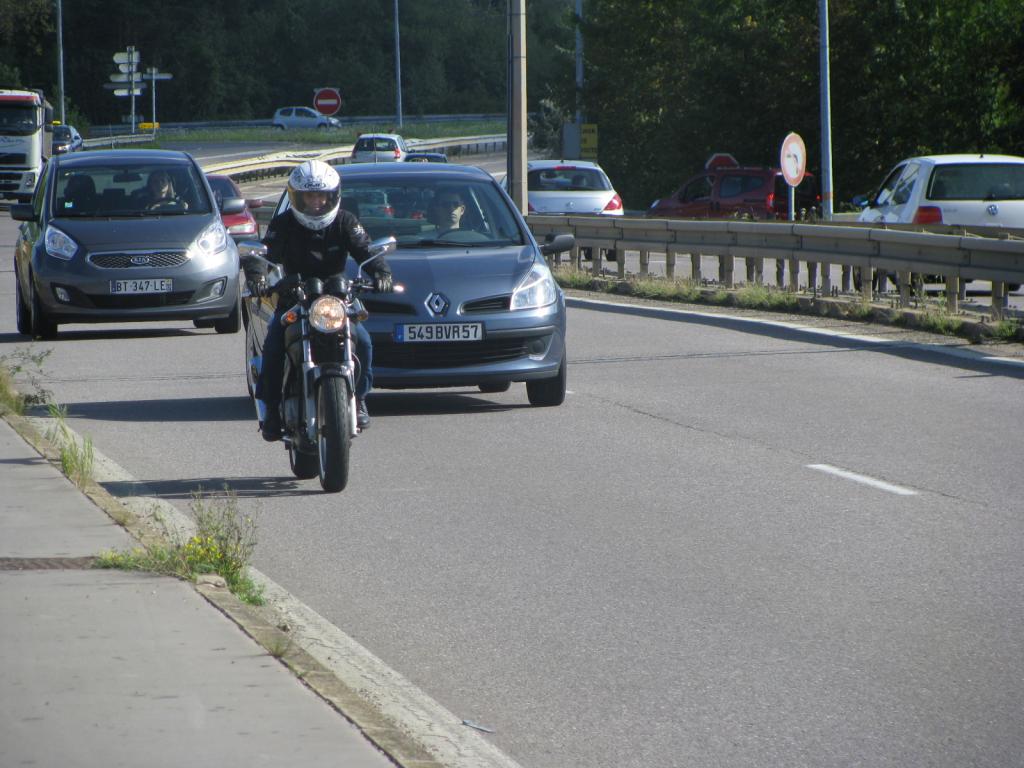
[262, 208, 391, 281]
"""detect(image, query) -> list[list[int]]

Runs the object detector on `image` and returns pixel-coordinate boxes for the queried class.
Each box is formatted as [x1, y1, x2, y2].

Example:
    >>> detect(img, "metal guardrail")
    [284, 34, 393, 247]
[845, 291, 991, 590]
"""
[526, 215, 1024, 319]
[82, 132, 156, 149]
[89, 114, 506, 134]
[202, 134, 507, 183]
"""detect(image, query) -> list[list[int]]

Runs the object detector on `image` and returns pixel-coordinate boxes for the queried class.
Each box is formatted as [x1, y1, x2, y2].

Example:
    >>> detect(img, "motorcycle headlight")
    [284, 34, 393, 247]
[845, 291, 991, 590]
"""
[44, 224, 78, 260]
[511, 261, 557, 310]
[189, 220, 229, 268]
[309, 295, 347, 333]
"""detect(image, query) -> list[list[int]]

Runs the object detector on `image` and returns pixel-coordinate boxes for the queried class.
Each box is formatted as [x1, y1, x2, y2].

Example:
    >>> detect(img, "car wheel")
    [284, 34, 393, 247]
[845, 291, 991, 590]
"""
[29, 274, 58, 339]
[526, 351, 566, 407]
[15, 264, 31, 336]
[478, 382, 511, 394]
[214, 297, 241, 334]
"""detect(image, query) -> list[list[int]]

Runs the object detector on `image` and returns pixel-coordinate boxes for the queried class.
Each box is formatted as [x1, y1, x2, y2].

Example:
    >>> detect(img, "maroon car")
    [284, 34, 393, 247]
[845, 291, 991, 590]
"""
[206, 173, 262, 240]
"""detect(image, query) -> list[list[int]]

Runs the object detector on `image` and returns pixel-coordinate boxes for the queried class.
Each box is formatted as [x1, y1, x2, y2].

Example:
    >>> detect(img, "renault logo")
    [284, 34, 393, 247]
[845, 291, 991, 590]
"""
[130, 255, 151, 266]
[426, 292, 450, 316]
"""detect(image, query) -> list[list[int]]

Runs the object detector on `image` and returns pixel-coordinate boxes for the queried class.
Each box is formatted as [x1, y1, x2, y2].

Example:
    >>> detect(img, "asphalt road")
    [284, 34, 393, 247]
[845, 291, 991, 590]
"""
[3, 198, 1024, 765]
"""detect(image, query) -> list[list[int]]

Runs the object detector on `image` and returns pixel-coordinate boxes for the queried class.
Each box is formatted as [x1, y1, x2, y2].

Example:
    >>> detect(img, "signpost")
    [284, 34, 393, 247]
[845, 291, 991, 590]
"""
[110, 47, 140, 133]
[780, 132, 808, 291]
[313, 87, 342, 116]
[141, 67, 173, 129]
[580, 123, 598, 160]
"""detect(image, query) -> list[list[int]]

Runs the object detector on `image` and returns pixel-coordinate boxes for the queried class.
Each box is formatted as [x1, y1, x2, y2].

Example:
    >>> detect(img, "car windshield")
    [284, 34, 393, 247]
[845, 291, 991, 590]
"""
[0, 104, 38, 136]
[928, 163, 1024, 201]
[527, 166, 611, 192]
[53, 126, 71, 140]
[336, 177, 525, 248]
[52, 162, 213, 218]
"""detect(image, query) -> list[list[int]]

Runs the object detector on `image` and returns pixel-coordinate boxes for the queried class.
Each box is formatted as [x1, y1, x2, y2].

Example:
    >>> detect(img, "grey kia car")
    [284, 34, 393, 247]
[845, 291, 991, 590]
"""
[243, 163, 574, 406]
[12, 149, 244, 338]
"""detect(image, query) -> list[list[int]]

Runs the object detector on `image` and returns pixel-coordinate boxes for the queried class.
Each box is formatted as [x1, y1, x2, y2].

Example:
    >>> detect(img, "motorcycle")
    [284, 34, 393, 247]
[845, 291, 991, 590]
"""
[239, 237, 398, 493]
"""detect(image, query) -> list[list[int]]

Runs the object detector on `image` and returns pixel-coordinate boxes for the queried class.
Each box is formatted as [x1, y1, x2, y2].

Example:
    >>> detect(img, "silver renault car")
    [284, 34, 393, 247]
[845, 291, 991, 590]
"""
[243, 163, 574, 406]
[12, 149, 243, 338]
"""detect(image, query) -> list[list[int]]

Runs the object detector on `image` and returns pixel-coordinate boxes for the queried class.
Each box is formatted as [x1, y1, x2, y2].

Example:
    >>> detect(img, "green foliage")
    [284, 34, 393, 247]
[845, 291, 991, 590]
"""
[990, 318, 1022, 342]
[44, 403, 94, 489]
[735, 284, 800, 311]
[0, 347, 52, 415]
[95, 488, 263, 605]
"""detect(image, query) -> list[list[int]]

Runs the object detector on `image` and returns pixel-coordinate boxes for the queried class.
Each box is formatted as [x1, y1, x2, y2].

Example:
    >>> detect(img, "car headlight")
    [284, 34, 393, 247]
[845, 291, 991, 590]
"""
[309, 295, 347, 333]
[189, 220, 230, 268]
[511, 261, 557, 310]
[44, 224, 78, 260]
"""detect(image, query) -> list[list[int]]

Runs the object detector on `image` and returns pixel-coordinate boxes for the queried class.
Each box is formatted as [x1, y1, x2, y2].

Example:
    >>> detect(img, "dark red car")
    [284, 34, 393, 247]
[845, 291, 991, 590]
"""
[206, 173, 262, 241]
[647, 153, 819, 220]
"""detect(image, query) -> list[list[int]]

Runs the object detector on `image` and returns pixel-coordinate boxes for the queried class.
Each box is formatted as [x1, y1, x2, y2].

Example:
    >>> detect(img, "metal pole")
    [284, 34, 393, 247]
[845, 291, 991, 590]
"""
[509, 0, 528, 213]
[149, 68, 157, 128]
[55, 0, 66, 123]
[819, 0, 834, 220]
[575, 0, 583, 128]
[394, 0, 403, 128]
[129, 46, 137, 134]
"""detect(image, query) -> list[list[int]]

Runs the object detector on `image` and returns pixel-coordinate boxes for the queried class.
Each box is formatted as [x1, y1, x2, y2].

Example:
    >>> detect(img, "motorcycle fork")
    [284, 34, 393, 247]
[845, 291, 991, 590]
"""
[299, 318, 319, 445]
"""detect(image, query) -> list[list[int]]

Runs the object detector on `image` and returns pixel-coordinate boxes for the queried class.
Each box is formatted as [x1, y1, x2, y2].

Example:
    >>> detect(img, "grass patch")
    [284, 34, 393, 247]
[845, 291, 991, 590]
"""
[900, 307, 965, 336]
[0, 348, 53, 416]
[734, 284, 801, 311]
[631, 276, 704, 302]
[95, 487, 264, 605]
[44, 403, 94, 490]
[989, 318, 1022, 341]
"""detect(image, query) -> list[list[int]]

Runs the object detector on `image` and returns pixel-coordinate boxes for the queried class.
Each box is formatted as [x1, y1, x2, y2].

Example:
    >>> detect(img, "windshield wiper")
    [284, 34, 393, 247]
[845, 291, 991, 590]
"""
[406, 238, 500, 248]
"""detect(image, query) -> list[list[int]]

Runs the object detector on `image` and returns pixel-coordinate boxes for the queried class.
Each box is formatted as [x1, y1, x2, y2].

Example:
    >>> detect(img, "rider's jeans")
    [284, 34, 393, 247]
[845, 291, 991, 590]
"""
[255, 306, 374, 406]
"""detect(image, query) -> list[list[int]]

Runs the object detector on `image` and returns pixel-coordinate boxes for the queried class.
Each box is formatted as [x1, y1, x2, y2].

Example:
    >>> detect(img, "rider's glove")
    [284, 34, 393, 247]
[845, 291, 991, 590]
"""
[373, 271, 394, 293]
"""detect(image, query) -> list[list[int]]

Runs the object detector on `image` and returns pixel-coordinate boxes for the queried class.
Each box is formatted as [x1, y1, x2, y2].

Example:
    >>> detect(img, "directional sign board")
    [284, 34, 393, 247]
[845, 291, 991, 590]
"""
[109, 73, 132, 83]
[780, 132, 807, 187]
[313, 87, 342, 116]
[114, 88, 144, 97]
[104, 82, 146, 90]
[113, 50, 140, 65]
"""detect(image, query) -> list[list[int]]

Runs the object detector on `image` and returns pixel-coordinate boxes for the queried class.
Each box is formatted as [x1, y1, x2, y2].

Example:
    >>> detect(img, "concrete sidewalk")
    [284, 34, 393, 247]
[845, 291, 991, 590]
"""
[0, 416, 397, 768]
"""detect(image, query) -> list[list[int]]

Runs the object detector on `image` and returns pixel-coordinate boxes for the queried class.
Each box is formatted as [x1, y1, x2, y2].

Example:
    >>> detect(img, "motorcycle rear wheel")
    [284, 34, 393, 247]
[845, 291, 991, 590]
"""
[317, 377, 351, 493]
[289, 443, 319, 479]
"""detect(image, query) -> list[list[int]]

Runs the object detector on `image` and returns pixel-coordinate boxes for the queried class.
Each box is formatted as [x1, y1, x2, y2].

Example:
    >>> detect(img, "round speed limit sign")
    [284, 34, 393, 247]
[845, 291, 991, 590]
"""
[780, 132, 806, 187]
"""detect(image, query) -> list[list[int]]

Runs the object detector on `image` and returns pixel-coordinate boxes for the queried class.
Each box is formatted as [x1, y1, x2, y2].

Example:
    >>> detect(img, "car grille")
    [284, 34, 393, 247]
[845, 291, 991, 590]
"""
[89, 251, 190, 269]
[372, 336, 532, 369]
[87, 291, 194, 309]
[462, 295, 511, 313]
[0, 153, 27, 165]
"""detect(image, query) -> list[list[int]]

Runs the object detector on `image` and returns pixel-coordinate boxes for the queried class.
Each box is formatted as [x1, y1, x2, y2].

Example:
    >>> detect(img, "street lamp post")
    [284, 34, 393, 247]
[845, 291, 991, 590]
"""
[819, 0, 834, 220]
[56, 0, 66, 123]
[394, 0, 403, 128]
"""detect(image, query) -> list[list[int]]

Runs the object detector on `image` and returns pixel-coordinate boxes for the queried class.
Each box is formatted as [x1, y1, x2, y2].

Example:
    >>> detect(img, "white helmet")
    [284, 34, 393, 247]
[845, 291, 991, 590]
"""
[287, 160, 341, 230]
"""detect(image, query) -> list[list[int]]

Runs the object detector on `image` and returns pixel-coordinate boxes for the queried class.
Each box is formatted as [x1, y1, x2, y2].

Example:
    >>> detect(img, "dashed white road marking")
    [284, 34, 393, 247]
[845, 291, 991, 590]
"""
[807, 463, 919, 496]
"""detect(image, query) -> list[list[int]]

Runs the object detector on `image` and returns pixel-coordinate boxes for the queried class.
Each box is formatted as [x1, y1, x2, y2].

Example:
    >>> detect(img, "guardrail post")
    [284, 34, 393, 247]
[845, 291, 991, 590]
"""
[821, 260, 831, 294]
[787, 257, 799, 291]
[991, 281, 1006, 321]
[719, 255, 734, 288]
[897, 271, 911, 307]
[665, 250, 676, 280]
[841, 265, 851, 293]
[590, 246, 601, 277]
[617, 250, 627, 279]
[877, 271, 889, 293]
[690, 253, 701, 282]
[808, 261, 818, 294]
[747, 257, 764, 285]
[945, 276, 959, 314]
[775, 258, 785, 287]
[639, 249, 649, 277]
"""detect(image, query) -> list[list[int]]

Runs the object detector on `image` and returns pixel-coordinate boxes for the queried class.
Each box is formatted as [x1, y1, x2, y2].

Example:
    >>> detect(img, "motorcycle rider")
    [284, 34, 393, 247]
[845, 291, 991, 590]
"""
[255, 160, 393, 441]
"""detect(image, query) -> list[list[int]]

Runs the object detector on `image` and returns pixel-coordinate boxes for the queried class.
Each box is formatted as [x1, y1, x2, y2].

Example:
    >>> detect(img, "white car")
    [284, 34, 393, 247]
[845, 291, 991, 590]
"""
[272, 107, 340, 130]
[514, 159, 624, 216]
[350, 133, 409, 163]
[856, 154, 1024, 229]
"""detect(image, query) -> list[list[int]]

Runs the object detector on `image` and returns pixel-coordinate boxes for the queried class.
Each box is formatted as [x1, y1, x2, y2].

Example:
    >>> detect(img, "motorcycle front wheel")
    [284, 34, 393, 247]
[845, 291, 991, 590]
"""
[317, 377, 352, 493]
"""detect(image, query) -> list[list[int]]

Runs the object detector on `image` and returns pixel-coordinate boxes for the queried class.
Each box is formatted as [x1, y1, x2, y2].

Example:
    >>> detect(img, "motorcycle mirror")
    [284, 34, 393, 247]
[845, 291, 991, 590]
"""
[238, 240, 269, 268]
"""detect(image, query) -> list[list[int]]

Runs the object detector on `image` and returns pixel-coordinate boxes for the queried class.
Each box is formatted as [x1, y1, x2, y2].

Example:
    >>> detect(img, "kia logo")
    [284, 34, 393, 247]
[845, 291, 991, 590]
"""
[130, 255, 151, 265]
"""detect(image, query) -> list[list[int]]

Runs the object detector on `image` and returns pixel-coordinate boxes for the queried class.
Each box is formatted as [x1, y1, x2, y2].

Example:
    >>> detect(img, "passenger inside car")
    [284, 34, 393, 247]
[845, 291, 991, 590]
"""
[60, 174, 97, 213]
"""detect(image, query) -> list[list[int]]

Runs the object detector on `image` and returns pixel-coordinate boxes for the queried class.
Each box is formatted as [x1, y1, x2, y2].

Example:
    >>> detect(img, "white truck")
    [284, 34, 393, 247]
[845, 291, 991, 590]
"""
[0, 87, 54, 202]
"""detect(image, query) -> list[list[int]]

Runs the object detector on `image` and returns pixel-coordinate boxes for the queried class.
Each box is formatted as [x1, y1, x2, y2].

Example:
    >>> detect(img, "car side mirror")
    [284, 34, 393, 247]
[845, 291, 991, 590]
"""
[540, 233, 575, 255]
[220, 197, 246, 215]
[245, 198, 263, 209]
[10, 203, 35, 222]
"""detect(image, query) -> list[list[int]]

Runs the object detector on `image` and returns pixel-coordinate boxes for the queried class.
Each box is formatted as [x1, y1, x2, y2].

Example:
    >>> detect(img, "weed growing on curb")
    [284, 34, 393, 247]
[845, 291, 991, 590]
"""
[95, 487, 264, 605]
[901, 307, 964, 336]
[0, 348, 53, 415]
[44, 403, 94, 489]
[735, 284, 801, 311]
[990, 318, 1022, 341]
